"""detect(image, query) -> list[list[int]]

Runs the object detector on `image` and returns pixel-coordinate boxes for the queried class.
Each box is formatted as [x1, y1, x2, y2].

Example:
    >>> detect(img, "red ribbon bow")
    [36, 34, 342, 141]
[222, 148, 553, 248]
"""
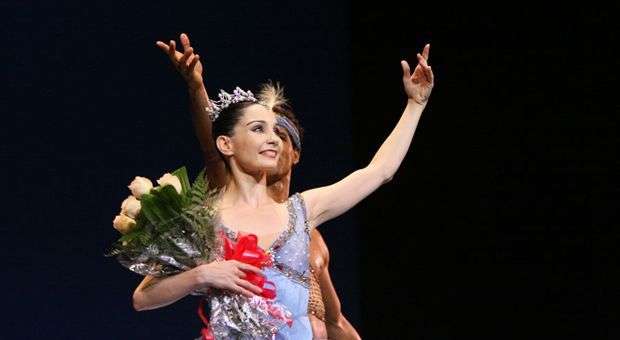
[197, 233, 287, 339]
[223, 232, 276, 299]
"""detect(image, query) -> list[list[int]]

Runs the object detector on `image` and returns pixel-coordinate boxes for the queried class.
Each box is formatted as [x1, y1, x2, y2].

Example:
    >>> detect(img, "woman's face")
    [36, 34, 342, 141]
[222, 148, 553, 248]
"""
[226, 104, 282, 173]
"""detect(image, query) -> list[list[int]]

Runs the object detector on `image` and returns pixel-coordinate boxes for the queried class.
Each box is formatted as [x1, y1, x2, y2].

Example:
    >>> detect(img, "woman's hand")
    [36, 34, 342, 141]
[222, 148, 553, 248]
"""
[401, 43, 434, 105]
[156, 33, 204, 90]
[194, 260, 264, 297]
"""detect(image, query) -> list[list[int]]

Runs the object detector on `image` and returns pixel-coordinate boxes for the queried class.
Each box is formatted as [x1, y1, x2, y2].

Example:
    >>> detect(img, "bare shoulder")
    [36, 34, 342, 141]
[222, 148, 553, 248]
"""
[310, 228, 330, 268]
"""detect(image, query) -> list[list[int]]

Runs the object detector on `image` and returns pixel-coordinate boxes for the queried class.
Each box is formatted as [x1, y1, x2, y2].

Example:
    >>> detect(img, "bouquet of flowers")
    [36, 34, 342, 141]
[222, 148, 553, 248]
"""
[106, 166, 293, 339]
[106, 166, 218, 277]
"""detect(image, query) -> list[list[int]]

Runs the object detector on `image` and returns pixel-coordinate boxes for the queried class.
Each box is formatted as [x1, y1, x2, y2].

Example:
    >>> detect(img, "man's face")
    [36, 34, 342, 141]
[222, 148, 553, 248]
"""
[267, 124, 300, 182]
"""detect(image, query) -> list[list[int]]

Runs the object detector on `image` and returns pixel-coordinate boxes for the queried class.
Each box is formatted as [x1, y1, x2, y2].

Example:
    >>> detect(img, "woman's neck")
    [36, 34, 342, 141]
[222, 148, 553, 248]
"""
[220, 163, 275, 209]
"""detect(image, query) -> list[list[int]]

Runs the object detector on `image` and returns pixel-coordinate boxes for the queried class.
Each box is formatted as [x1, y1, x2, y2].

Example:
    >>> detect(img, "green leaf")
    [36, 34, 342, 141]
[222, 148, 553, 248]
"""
[153, 184, 185, 212]
[138, 193, 163, 225]
[172, 166, 191, 197]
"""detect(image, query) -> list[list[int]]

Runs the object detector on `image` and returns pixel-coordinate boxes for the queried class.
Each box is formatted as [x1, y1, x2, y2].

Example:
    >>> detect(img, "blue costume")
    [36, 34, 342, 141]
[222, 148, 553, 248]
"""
[207, 193, 312, 339]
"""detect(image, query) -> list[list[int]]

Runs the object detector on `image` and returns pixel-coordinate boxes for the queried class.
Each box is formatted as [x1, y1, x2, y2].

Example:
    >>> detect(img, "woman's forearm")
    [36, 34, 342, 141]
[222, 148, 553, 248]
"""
[132, 268, 202, 311]
[299, 99, 428, 227]
[368, 99, 426, 181]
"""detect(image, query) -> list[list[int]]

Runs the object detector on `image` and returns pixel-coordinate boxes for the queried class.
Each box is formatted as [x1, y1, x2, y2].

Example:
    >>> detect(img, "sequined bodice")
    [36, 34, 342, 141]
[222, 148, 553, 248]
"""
[210, 193, 313, 339]
[216, 193, 311, 285]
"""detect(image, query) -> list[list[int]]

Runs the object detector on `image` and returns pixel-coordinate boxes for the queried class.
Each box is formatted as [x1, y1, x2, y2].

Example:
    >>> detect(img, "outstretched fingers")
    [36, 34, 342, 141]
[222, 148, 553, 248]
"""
[188, 54, 200, 73]
[416, 52, 433, 83]
[155, 41, 170, 53]
[424, 65, 434, 84]
[422, 43, 430, 61]
[179, 47, 194, 67]
[416, 53, 428, 68]
[168, 40, 179, 62]
[401, 60, 411, 79]
[180, 33, 192, 52]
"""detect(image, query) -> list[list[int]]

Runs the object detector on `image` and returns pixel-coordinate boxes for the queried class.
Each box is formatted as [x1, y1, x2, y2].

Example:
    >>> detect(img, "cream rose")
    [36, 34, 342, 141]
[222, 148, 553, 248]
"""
[156, 173, 182, 194]
[120, 195, 141, 219]
[113, 214, 136, 234]
[128, 176, 153, 199]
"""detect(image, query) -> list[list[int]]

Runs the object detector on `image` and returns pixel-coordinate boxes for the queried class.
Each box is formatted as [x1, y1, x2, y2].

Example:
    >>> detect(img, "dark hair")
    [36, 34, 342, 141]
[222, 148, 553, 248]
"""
[212, 101, 257, 141]
[211, 101, 258, 163]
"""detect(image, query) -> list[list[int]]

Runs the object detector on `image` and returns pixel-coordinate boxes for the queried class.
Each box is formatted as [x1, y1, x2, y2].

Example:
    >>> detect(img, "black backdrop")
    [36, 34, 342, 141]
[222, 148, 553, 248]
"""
[3, 1, 612, 339]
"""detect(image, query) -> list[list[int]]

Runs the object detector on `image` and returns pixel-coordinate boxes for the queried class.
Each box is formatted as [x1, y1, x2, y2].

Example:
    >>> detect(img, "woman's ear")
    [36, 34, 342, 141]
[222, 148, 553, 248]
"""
[216, 135, 234, 156]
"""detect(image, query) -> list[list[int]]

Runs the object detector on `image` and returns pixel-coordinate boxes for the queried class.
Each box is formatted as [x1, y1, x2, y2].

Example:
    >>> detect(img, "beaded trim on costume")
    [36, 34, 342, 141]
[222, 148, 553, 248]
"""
[292, 193, 312, 234]
[273, 261, 311, 288]
[215, 195, 310, 288]
[268, 199, 297, 253]
[269, 194, 310, 288]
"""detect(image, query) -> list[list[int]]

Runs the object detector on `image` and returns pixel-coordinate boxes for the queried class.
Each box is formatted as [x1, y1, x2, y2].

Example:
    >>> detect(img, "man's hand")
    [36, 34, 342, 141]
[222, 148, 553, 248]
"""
[156, 33, 204, 90]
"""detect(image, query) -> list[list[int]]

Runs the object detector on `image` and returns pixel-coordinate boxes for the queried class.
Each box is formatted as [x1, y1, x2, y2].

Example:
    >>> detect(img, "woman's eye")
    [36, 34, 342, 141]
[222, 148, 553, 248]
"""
[253, 126, 264, 132]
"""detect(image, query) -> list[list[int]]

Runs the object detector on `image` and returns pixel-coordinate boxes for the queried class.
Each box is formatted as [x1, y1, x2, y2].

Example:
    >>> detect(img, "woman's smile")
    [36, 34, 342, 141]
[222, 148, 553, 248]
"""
[260, 149, 278, 159]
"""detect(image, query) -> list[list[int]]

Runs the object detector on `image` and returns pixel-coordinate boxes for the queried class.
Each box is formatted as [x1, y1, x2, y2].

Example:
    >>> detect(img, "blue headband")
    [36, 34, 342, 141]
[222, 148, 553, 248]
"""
[276, 115, 301, 150]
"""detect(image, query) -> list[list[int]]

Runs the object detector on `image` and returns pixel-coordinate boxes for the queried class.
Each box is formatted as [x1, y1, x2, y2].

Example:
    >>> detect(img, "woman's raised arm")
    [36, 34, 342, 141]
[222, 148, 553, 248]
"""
[302, 44, 434, 229]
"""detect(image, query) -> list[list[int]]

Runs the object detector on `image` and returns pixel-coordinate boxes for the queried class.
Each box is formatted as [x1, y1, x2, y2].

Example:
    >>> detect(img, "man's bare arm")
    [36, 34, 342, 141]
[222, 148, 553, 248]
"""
[156, 33, 228, 188]
[311, 229, 361, 339]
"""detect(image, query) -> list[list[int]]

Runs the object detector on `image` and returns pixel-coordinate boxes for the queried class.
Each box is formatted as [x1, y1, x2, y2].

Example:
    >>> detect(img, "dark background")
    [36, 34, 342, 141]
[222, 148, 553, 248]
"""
[3, 1, 613, 339]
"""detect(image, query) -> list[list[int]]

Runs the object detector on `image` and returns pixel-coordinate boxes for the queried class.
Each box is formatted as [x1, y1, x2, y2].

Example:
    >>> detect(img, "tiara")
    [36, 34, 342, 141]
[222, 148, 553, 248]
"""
[205, 87, 258, 121]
